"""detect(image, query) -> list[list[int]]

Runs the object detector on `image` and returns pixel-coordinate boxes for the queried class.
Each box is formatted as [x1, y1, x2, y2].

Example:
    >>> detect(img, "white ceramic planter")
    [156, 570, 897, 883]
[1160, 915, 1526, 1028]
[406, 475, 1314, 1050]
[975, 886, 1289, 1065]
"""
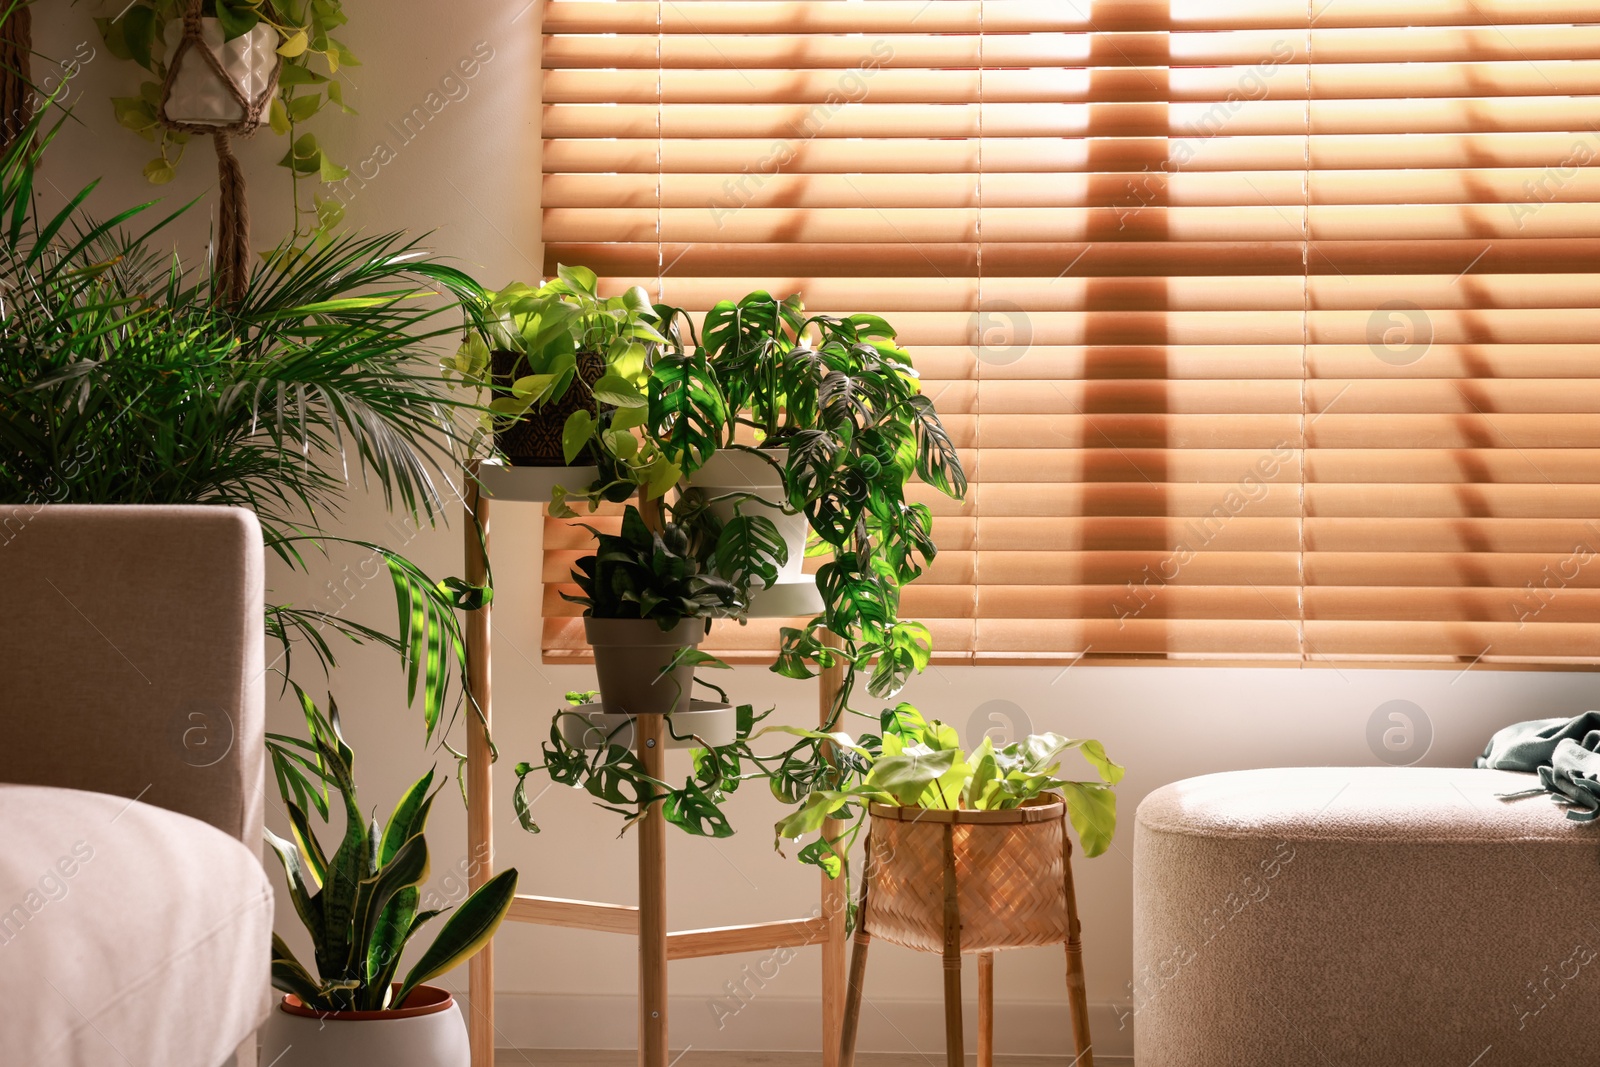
[561, 699, 736, 751]
[161, 18, 279, 127]
[259, 986, 469, 1067]
[689, 447, 823, 616]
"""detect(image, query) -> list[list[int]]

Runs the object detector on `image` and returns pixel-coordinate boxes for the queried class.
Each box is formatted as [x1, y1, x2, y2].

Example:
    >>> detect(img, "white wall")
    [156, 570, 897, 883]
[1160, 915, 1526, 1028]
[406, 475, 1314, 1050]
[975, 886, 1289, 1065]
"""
[34, 4, 1600, 1059]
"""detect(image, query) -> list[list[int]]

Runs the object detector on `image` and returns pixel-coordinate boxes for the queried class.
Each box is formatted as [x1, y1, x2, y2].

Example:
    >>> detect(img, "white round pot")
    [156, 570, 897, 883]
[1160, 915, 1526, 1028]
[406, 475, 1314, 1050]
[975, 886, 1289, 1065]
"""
[161, 18, 280, 127]
[561, 699, 736, 751]
[259, 986, 469, 1067]
[689, 447, 823, 616]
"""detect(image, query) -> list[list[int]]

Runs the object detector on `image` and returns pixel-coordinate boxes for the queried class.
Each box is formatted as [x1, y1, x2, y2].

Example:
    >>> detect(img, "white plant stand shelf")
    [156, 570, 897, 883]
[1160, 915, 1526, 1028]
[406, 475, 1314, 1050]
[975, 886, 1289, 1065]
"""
[459, 462, 849, 1067]
[475, 460, 599, 503]
[560, 700, 737, 750]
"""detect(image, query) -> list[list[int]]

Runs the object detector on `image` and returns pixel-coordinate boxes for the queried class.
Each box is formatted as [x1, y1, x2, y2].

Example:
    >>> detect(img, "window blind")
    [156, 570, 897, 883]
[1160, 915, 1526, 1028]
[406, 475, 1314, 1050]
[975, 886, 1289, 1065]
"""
[537, 0, 1600, 667]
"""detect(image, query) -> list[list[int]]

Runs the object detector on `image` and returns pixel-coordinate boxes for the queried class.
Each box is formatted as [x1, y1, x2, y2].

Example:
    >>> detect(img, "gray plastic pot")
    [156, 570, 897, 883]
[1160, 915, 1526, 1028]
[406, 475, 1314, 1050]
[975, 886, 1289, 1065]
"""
[584, 617, 704, 716]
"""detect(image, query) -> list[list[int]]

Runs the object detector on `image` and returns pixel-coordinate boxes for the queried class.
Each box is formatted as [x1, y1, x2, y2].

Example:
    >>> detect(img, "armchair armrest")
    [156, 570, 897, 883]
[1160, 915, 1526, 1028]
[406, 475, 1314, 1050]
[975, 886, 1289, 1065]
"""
[0, 505, 264, 846]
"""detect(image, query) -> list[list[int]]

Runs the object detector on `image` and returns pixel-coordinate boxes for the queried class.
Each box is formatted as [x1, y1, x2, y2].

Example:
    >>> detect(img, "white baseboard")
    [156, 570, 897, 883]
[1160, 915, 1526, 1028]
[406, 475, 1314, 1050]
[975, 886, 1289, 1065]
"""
[471, 991, 1133, 1063]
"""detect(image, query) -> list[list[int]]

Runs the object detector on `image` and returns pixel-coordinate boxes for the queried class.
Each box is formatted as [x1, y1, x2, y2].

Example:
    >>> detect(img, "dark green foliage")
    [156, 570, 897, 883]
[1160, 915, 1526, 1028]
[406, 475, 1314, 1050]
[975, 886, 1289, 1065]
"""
[0, 104, 486, 735]
[267, 689, 519, 1012]
[561, 505, 744, 628]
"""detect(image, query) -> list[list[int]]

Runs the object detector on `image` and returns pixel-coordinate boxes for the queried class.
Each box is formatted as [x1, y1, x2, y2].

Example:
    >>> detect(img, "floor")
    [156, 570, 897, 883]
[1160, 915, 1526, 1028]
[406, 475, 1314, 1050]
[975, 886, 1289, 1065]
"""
[497, 1053, 1126, 1067]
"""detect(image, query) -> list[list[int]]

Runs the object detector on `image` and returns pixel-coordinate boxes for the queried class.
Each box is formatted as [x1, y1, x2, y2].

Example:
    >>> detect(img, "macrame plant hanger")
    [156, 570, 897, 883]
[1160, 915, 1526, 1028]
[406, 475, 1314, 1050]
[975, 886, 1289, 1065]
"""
[0, 0, 33, 149]
[157, 0, 281, 303]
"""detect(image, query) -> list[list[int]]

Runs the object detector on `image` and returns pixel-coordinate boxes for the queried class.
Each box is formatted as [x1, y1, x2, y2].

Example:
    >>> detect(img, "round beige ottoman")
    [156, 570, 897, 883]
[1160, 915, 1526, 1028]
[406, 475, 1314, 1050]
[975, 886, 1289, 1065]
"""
[1134, 767, 1600, 1065]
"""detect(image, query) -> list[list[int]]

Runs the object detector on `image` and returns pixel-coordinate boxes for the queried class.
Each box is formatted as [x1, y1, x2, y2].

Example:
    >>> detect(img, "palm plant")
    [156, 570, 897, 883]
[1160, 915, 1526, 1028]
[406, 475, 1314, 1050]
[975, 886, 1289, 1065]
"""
[0, 103, 486, 737]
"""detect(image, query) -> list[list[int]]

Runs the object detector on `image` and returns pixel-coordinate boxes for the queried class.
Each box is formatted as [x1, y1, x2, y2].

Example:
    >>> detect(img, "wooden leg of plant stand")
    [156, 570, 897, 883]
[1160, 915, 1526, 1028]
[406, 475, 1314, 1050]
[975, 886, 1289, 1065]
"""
[977, 952, 994, 1067]
[464, 477, 495, 1067]
[940, 823, 964, 1067]
[638, 710, 669, 1067]
[838, 838, 873, 1067]
[633, 491, 669, 1067]
[819, 629, 848, 1067]
[1061, 830, 1093, 1067]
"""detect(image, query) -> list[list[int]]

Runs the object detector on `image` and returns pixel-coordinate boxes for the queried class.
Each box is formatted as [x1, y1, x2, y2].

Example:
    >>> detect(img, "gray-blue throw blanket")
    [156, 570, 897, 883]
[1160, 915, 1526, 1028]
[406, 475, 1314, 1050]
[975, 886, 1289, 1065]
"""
[1477, 711, 1600, 821]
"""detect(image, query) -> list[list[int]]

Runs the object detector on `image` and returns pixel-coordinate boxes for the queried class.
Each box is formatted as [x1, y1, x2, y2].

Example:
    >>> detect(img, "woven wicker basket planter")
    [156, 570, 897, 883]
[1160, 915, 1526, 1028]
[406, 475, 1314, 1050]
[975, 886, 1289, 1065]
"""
[841, 795, 1095, 1067]
[864, 796, 1068, 954]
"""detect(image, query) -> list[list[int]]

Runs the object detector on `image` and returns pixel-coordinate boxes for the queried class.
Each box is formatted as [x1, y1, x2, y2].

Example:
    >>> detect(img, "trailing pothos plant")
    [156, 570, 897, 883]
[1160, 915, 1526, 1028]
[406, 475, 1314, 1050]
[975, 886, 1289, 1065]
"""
[445, 265, 686, 504]
[266, 689, 519, 1012]
[512, 689, 775, 839]
[773, 707, 1125, 879]
[97, 0, 356, 237]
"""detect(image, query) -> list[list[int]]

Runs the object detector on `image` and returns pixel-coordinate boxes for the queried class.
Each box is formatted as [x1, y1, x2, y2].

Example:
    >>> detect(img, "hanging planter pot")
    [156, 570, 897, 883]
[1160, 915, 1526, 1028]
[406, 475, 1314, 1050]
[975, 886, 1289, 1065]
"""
[584, 617, 703, 716]
[156, 5, 284, 303]
[259, 985, 470, 1067]
[159, 18, 280, 129]
[689, 447, 823, 617]
[492, 348, 606, 466]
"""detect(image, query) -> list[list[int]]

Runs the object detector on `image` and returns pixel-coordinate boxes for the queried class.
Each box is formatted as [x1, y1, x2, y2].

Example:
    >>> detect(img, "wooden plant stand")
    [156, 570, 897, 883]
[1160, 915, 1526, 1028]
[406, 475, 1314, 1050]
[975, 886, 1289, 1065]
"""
[838, 800, 1095, 1067]
[461, 463, 849, 1067]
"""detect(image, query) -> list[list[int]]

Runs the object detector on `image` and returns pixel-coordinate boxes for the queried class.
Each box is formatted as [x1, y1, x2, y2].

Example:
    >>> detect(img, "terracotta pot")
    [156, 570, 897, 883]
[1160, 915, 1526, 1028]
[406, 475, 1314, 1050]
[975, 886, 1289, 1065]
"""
[584, 617, 703, 716]
[258, 985, 469, 1067]
[492, 349, 605, 466]
[160, 19, 280, 128]
[689, 447, 822, 616]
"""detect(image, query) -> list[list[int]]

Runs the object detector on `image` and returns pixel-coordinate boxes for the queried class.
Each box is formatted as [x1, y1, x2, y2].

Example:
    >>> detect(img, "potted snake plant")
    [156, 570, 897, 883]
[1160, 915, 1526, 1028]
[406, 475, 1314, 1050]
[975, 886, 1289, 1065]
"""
[262, 690, 519, 1067]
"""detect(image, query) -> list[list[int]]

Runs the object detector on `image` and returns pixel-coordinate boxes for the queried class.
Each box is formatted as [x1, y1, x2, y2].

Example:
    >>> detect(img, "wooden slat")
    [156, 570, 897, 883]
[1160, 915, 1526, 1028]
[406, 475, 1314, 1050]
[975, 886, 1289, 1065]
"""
[506, 894, 641, 935]
[667, 917, 832, 961]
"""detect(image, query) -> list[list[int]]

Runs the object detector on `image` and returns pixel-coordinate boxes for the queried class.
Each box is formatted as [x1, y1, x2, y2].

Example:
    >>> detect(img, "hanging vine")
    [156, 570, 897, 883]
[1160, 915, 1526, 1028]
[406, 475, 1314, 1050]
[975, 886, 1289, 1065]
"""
[96, 0, 355, 242]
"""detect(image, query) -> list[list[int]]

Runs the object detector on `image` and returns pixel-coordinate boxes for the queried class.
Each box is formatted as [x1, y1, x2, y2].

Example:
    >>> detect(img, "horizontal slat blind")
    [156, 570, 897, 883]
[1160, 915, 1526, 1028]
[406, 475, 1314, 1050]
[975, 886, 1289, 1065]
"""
[539, 0, 1600, 667]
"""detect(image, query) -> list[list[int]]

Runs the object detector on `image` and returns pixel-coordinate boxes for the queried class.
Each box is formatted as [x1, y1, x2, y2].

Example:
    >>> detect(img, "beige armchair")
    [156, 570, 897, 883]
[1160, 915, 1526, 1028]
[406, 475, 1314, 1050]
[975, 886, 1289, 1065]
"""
[0, 505, 273, 1067]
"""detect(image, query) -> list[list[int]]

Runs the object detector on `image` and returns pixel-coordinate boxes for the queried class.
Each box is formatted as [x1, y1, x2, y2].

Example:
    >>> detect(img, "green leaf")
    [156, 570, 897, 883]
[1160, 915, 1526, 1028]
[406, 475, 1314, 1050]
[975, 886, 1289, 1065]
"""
[119, 5, 160, 72]
[380, 770, 437, 866]
[290, 91, 324, 122]
[319, 151, 350, 183]
[112, 96, 159, 138]
[713, 514, 787, 591]
[513, 770, 542, 833]
[265, 827, 326, 949]
[865, 747, 956, 807]
[269, 96, 291, 135]
[773, 789, 857, 843]
[562, 408, 595, 464]
[271, 932, 325, 1005]
[592, 373, 646, 408]
[798, 836, 844, 878]
[556, 263, 598, 295]
[396, 868, 519, 1005]
[216, 0, 261, 40]
[142, 158, 176, 185]
[1060, 781, 1118, 858]
[663, 779, 734, 838]
[279, 29, 311, 57]
[348, 832, 430, 982]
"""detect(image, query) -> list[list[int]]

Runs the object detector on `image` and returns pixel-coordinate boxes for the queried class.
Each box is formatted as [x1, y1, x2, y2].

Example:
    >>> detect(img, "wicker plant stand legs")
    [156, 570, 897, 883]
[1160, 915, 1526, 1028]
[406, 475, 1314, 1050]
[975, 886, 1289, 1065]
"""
[838, 804, 1094, 1067]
